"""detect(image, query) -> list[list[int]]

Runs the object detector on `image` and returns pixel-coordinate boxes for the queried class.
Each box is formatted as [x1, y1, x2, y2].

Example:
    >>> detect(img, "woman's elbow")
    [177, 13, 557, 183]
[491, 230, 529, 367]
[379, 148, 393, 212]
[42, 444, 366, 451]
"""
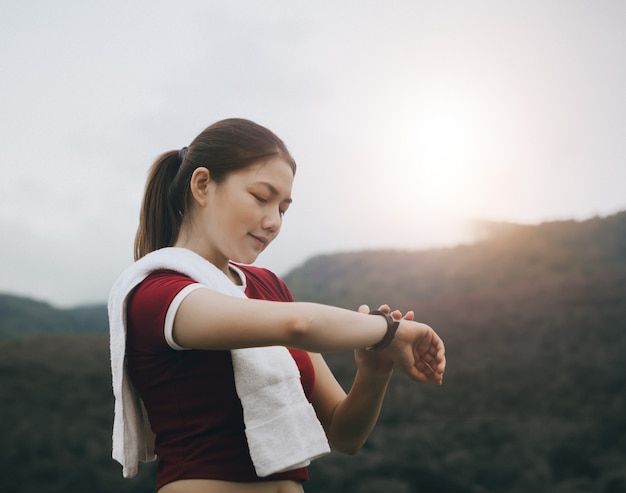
[283, 312, 314, 347]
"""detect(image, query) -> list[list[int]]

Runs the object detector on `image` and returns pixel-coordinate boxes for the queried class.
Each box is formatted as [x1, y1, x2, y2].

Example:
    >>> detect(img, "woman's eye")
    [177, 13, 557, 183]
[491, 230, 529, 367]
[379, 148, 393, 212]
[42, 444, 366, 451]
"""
[253, 194, 267, 203]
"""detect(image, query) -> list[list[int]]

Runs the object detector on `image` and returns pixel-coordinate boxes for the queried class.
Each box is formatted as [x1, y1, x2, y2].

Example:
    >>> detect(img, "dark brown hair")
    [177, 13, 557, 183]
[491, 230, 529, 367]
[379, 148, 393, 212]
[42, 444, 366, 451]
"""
[134, 118, 296, 260]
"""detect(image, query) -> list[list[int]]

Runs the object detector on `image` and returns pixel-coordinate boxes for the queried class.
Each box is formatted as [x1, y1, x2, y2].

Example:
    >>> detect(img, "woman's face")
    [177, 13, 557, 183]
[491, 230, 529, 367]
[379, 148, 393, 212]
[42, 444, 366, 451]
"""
[192, 156, 294, 268]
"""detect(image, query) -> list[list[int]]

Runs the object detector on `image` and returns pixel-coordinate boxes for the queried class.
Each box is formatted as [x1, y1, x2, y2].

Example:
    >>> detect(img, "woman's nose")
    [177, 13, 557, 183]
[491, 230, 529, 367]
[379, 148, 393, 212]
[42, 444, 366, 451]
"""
[261, 208, 282, 232]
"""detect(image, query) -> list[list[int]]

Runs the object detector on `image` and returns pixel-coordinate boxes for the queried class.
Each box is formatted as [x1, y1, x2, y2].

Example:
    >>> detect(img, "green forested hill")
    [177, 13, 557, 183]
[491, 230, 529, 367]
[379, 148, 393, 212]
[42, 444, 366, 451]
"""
[283, 211, 626, 309]
[0, 294, 107, 339]
[0, 335, 157, 492]
[1, 211, 625, 492]
[295, 212, 626, 493]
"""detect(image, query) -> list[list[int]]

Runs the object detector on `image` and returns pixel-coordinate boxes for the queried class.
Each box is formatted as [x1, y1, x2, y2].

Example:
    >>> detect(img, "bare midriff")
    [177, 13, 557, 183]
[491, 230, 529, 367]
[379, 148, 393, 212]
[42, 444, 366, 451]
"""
[158, 479, 305, 493]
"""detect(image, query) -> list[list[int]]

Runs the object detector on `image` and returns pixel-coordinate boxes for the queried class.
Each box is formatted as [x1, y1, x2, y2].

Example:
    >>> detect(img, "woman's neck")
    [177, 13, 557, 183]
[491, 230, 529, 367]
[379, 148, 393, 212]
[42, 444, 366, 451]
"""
[172, 240, 232, 282]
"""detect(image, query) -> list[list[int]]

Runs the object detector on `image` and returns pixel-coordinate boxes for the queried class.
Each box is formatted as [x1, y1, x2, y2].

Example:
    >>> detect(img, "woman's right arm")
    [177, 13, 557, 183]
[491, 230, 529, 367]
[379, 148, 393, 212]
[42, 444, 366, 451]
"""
[173, 287, 389, 351]
[173, 287, 445, 383]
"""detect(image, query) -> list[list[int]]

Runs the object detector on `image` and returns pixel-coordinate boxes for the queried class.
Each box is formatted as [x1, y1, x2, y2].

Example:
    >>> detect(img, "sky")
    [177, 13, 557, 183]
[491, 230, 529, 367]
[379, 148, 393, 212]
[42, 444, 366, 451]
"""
[1, 0, 625, 307]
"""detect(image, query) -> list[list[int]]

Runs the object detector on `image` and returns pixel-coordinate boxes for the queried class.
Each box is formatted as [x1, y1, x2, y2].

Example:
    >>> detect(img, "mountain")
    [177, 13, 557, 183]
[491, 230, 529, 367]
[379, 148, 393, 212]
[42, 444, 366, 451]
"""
[288, 211, 626, 492]
[283, 211, 626, 310]
[0, 294, 107, 339]
[2, 211, 624, 340]
[1, 211, 625, 492]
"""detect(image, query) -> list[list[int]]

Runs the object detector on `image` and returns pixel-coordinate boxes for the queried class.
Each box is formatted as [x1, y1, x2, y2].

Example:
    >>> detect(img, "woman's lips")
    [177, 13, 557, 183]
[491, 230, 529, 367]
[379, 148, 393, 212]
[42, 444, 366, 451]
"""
[249, 233, 268, 248]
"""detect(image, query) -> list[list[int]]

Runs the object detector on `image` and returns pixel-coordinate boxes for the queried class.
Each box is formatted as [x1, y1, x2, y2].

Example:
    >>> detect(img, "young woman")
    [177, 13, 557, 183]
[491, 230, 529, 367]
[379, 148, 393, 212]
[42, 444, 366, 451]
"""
[109, 118, 445, 493]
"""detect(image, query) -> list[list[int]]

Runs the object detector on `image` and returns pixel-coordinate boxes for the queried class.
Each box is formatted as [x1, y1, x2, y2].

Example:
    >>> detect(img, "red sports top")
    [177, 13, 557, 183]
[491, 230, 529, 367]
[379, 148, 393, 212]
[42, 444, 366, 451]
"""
[126, 264, 314, 490]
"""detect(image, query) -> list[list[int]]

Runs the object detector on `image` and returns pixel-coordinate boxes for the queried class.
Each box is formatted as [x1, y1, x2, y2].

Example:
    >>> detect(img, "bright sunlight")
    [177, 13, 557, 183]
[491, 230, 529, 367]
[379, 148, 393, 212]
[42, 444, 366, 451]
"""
[400, 100, 494, 216]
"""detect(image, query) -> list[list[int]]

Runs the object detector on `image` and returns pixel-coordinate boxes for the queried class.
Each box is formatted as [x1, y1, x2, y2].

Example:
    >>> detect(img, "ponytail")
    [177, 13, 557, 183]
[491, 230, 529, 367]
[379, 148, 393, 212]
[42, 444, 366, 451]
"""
[134, 150, 183, 260]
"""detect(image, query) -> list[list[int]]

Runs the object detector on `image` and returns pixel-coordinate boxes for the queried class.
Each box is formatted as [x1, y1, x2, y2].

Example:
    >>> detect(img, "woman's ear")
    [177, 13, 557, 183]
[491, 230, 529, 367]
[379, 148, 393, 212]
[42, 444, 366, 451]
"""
[189, 167, 211, 206]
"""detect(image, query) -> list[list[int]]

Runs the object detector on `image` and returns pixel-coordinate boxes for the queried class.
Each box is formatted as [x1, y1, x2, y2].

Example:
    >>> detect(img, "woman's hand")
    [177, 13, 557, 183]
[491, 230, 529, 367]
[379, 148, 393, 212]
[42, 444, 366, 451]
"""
[386, 315, 446, 385]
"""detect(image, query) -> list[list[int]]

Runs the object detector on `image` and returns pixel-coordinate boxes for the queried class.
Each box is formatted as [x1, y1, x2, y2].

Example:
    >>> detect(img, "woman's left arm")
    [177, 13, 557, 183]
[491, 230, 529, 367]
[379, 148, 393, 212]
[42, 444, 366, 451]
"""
[309, 351, 392, 454]
[310, 304, 409, 454]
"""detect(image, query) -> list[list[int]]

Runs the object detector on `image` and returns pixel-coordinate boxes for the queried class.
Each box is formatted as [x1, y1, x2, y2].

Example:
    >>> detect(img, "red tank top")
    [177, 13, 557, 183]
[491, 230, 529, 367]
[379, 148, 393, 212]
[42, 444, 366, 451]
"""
[126, 264, 313, 490]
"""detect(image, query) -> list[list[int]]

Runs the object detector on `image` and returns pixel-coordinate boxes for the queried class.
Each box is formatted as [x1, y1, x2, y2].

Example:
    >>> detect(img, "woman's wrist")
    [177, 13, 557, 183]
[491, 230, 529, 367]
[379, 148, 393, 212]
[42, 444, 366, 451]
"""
[357, 364, 394, 381]
[365, 310, 400, 350]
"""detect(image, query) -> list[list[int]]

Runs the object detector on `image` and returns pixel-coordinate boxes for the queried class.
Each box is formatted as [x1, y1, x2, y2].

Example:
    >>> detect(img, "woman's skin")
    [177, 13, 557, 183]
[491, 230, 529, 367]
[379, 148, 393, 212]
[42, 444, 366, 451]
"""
[158, 157, 445, 492]
[159, 479, 305, 493]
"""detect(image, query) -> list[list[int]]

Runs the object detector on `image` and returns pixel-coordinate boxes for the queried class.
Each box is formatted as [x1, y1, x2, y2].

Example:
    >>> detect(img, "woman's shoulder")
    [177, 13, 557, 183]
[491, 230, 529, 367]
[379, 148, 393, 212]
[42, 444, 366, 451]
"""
[130, 270, 197, 310]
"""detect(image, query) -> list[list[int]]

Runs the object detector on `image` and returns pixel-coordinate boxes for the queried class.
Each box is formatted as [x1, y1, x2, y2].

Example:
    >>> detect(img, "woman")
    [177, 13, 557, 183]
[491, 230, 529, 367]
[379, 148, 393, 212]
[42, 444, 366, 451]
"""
[108, 118, 445, 493]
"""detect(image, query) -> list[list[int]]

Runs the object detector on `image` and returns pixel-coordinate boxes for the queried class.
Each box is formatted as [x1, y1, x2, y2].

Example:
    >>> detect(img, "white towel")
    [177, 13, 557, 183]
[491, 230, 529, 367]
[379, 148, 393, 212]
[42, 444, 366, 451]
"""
[108, 247, 330, 478]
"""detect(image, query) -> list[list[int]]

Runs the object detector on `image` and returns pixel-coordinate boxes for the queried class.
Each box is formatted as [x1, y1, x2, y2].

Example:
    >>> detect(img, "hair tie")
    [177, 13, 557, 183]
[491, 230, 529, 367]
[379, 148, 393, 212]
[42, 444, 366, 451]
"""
[177, 146, 188, 165]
